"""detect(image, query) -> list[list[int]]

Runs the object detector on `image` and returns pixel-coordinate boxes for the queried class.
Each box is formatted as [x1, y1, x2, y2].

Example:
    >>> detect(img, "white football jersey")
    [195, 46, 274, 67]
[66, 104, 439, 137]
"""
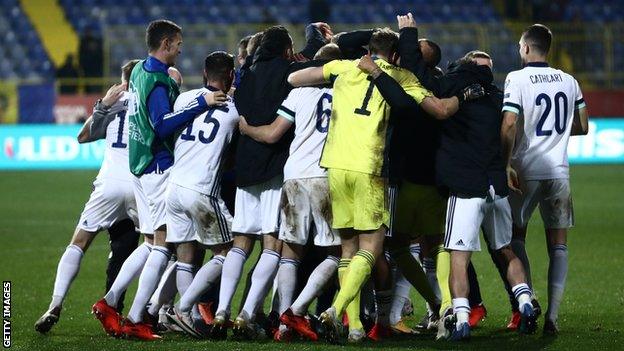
[169, 88, 239, 195]
[97, 92, 133, 181]
[277, 87, 332, 181]
[503, 63, 585, 180]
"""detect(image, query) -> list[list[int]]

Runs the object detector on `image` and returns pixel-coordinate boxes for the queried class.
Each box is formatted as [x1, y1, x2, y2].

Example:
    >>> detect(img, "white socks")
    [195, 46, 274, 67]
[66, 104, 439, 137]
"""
[547, 244, 568, 321]
[291, 256, 339, 316]
[389, 271, 411, 325]
[104, 242, 151, 308]
[276, 258, 299, 314]
[452, 297, 470, 329]
[178, 255, 225, 313]
[127, 246, 170, 323]
[216, 247, 248, 315]
[50, 245, 84, 310]
[240, 249, 281, 319]
[423, 257, 441, 301]
[512, 283, 533, 312]
[176, 262, 195, 300]
[147, 260, 177, 316]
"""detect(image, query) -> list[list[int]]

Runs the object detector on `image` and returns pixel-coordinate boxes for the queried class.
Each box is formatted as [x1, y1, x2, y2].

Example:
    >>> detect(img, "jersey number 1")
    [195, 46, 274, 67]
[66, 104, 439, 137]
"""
[354, 77, 375, 116]
[111, 110, 127, 148]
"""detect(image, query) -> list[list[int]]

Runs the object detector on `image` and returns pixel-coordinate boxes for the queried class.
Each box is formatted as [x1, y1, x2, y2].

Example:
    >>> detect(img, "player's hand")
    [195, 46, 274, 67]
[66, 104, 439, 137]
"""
[506, 166, 522, 194]
[459, 84, 486, 102]
[101, 83, 127, 108]
[397, 12, 417, 30]
[293, 53, 309, 63]
[238, 115, 249, 134]
[358, 55, 382, 78]
[312, 22, 334, 41]
[203, 91, 227, 106]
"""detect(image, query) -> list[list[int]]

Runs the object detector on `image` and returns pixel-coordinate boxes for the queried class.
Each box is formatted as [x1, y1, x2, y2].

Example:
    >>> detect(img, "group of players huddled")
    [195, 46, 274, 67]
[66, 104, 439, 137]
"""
[34, 12, 588, 343]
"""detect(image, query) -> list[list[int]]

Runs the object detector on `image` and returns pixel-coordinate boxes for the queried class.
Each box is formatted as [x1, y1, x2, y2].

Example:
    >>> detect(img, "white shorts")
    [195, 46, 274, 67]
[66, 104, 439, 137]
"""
[444, 187, 512, 252]
[166, 183, 233, 246]
[232, 175, 282, 235]
[78, 177, 138, 232]
[509, 178, 574, 229]
[133, 169, 170, 234]
[279, 178, 340, 247]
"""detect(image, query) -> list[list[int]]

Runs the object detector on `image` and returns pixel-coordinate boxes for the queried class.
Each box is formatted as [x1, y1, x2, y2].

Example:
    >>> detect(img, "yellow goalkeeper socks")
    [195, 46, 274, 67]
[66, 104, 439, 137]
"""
[435, 245, 452, 313]
[333, 250, 375, 327]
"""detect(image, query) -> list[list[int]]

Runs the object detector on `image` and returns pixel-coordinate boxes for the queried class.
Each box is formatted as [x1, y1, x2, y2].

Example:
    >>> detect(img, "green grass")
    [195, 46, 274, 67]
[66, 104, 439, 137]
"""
[1, 165, 623, 350]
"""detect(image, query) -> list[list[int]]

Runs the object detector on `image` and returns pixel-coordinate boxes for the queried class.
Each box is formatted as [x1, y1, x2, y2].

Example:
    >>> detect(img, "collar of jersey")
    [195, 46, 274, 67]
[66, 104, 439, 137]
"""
[525, 62, 549, 68]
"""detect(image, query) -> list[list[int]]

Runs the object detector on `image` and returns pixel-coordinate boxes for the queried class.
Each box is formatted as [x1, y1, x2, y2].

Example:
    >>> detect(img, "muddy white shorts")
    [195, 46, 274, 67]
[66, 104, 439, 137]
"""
[133, 169, 169, 234]
[279, 177, 340, 247]
[509, 178, 574, 229]
[166, 183, 233, 246]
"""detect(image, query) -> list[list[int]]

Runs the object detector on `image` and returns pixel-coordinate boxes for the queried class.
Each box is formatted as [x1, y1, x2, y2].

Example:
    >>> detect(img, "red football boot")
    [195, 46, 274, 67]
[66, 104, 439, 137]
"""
[92, 299, 122, 337]
[507, 311, 521, 330]
[367, 323, 392, 342]
[121, 318, 161, 340]
[197, 302, 215, 325]
[280, 308, 318, 341]
[469, 304, 487, 327]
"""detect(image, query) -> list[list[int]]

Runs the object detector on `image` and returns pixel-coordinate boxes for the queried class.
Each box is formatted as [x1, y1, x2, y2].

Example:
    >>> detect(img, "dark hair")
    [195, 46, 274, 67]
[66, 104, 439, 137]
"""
[247, 32, 264, 58]
[121, 59, 140, 82]
[314, 43, 342, 61]
[419, 39, 441, 68]
[369, 28, 399, 58]
[456, 50, 492, 66]
[259, 26, 292, 58]
[204, 51, 234, 83]
[522, 24, 552, 55]
[146, 19, 181, 52]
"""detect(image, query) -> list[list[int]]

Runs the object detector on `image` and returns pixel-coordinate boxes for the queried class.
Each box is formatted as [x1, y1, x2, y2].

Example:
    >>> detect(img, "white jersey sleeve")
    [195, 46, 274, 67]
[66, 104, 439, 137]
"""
[503, 65, 585, 180]
[283, 87, 332, 181]
[276, 89, 300, 123]
[169, 88, 239, 196]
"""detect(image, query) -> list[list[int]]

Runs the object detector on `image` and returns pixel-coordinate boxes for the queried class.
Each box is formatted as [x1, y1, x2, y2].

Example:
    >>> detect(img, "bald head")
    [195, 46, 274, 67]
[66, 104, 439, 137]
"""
[168, 67, 183, 87]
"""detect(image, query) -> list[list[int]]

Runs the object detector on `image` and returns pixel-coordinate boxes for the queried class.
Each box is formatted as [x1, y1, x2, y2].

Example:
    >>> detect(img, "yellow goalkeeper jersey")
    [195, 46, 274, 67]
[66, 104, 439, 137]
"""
[320, 58, 432, 176]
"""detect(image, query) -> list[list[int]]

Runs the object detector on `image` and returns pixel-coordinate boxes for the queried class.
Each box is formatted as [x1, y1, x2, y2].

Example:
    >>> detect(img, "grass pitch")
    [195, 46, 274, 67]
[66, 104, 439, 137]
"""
[1, 165, 623, 350]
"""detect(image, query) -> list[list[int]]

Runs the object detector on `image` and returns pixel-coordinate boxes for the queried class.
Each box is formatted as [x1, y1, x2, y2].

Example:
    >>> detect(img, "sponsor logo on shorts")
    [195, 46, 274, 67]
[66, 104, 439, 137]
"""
[455, 239, 465, 247]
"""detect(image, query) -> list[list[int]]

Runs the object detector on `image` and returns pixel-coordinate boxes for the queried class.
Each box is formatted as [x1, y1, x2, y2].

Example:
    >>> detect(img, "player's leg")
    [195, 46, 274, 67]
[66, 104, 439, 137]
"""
[444, 195, 485, 341]
[509, 180, 541, 289]
[124, 173, 172, 338]
[484, 194, 536, 334]
[540, 179, 574, 335]
[367, 253, 394, 341]
[106, 218, 140, 313]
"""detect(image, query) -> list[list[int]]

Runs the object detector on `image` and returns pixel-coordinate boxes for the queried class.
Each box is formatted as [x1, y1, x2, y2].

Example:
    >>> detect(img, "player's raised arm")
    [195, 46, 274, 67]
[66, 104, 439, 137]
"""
[287, 66, 326, 87]
[77, 83, 127, 143]
[358, 55, 483, 120]
[239, 115, 293, 144]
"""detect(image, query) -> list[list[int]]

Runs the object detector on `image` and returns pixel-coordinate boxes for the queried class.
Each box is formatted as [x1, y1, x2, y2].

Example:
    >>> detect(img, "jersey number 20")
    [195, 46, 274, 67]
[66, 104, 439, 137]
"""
[536, 92, 568, 136]
[180, 107, 228, 144]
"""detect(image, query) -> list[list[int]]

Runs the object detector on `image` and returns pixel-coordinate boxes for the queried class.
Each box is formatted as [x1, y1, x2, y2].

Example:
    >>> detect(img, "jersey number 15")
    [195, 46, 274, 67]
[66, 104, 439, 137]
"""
[180, 107, 228, 144]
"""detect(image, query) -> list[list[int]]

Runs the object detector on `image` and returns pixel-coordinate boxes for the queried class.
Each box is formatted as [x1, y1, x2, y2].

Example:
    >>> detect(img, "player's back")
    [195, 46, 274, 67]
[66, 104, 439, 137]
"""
[282, 87, 332, 181]
[97, 91, 132, 181]
[170, 88, 239, 195]
[321, 58, 430, 176]
[503, 63, 585, 180]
